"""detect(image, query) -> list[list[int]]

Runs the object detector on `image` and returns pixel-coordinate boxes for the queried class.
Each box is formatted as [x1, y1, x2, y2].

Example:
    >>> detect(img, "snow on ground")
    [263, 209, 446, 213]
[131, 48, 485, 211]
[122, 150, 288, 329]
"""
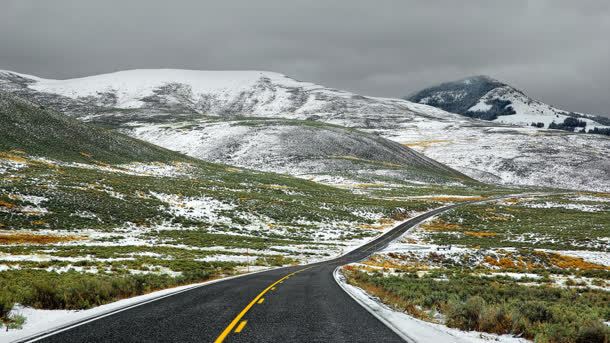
[379, 124, 610, 192]
[0, 213, 417, 340]
[569, 194, 610, 203]
[521, 201, 605, 212]
[150, 192, 235, 224]
[335, 269, 528, 343]
[468, 86, 610, 130]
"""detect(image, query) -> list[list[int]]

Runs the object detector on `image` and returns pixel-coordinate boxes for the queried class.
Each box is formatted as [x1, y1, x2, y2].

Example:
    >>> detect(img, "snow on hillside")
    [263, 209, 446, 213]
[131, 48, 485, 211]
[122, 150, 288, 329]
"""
[1, 69, 610, 192]
[124, 117, 466, 185]
[469, 85, 610, 129]
[408, 75, 609, 131]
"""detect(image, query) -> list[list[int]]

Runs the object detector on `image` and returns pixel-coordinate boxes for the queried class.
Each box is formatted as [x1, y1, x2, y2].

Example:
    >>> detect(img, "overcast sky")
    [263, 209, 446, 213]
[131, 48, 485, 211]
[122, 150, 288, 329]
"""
[2, 0, 610, 116]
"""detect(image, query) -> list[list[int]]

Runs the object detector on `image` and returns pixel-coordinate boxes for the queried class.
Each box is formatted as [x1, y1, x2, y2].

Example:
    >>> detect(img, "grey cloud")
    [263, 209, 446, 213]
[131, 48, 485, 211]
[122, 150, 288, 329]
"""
[1, 0, 609, 116]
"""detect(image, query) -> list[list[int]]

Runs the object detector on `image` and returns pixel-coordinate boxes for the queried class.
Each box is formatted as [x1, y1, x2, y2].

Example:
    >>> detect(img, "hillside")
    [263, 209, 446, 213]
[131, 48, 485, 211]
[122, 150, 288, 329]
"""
[1, 69, 609, 192]
[2, 94, 508, 329]
[0, 92, 184, 164]
[124, 117, 471, 185]
[406, 75, 610, 131]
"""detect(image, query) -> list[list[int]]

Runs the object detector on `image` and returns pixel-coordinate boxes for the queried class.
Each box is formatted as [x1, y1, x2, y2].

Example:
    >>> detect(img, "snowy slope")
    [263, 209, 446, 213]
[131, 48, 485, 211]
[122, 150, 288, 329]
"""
[407, 75, 610, 131]
[1, 69, 609, 192]
[125, 117, 469, 184]
[0, 69, 423, 119]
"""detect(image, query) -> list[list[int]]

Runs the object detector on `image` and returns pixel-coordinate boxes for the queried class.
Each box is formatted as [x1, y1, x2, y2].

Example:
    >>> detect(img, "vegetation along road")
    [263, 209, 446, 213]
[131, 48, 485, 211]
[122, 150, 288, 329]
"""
[18, 198, 522, 343]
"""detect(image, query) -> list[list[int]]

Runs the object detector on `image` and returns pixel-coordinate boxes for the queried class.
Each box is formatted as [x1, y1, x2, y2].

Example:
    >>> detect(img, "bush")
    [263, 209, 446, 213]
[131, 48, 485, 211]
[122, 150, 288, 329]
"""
[0, 294, 15, 322]
[576, 321, 610, 343]
[517, 301, 553, 323]
[446, 296, 486, 331]
[479, 304, 512, 334]
[345, 270, 610, 342]
[588, 127, 610, 136]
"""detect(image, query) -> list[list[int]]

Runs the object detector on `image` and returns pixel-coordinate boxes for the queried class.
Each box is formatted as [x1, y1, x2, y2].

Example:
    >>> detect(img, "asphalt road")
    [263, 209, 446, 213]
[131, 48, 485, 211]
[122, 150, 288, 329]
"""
[25, 203, 464, 343]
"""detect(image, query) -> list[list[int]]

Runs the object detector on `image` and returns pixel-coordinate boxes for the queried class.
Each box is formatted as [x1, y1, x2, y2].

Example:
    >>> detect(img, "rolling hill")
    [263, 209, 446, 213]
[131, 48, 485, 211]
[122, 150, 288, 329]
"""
[0, 92, 184, 164]
[1, 69, 609, 192]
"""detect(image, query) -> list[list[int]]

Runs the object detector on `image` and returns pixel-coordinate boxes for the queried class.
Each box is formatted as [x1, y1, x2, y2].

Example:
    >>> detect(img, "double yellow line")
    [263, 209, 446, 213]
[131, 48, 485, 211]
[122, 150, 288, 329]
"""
[214, 267, 311, 343]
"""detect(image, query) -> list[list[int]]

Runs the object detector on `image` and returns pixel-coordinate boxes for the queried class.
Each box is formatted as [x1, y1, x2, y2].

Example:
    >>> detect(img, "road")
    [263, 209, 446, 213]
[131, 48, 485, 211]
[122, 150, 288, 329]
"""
[24, 203, 467, 343]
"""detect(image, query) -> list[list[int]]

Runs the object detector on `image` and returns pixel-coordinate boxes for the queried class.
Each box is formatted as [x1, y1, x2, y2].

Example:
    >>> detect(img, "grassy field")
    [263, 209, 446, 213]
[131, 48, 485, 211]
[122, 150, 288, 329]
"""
[2, 148, 510, 329]
[342, 193, 610, 342]
[344, 267, 609, 342]
[415, 194, 610, 251]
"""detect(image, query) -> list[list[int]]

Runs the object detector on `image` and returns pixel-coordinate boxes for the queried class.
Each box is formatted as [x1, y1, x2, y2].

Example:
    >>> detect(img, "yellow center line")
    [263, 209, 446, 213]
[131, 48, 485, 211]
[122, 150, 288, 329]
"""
[214, 267, 312, 343]
[257, 298, 265, 304]
[234, 320, 247, 333]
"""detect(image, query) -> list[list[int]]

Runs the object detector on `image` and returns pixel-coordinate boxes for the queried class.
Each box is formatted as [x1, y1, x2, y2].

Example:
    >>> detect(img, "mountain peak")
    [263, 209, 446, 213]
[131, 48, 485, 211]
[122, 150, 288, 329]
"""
[407, 76, 609, 130]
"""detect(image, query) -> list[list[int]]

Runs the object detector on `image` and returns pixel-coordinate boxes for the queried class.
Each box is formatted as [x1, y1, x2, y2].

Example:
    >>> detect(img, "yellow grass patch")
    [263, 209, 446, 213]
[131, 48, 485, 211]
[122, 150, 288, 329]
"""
[0, 152, 28, 163]
[0, 200, 16, 209]
[484, 256, 517, 269]
[80, 151, 93, 158]
[549, 253, 609, 271]
[421, 220, 461, 232]
[362, 258, 406, 270]
[358, 223, 383, 230]
[464, 231, 497, 238]
[0, 232, 85, 245]
[403, 140, 451, 149]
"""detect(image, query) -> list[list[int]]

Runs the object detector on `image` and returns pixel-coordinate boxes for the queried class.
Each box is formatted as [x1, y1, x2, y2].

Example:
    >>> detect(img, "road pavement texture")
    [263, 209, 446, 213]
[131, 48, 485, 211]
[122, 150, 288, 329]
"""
[22, 203, 468, 343]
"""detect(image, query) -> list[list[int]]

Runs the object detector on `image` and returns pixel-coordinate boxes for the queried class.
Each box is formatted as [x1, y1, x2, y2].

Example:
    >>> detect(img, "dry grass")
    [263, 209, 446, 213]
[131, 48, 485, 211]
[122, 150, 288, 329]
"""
[343, 267, 430, 320]
[464, 231, 497, 238]
[403, 139, 451, 149]
[484, 255, 517, 269]
[549, 253, 609, 271]
[0, 232, 85, 245]
[0, 200, 16, 209]
[421, 219, 462, 232]
[0, 152, 28, 163]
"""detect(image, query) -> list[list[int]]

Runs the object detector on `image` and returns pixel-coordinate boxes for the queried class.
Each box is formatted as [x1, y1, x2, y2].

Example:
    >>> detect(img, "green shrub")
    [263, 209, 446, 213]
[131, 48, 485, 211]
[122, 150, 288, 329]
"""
[0, 293, 15, 322]
[345, 270, 610, 342]
[446, 296, 486, 331]
[517, 301, 553, 323]
[479, 304, 511, 334]
[575, 321, 610, 343]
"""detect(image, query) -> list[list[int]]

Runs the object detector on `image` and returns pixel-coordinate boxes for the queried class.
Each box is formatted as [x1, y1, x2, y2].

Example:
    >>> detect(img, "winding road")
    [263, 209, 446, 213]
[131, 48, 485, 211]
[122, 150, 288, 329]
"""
[20, 202, 472, 343]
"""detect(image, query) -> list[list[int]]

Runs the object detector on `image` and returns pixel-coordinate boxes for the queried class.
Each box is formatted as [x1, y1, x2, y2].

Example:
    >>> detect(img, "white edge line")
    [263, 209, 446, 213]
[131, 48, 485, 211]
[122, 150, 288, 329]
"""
[333, 267, 417, 343]
[14, 266, 285, 343]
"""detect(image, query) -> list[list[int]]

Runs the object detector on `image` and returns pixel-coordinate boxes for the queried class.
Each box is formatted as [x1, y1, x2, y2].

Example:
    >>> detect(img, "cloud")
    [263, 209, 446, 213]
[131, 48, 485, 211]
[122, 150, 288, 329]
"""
[1, 0, 609, 116]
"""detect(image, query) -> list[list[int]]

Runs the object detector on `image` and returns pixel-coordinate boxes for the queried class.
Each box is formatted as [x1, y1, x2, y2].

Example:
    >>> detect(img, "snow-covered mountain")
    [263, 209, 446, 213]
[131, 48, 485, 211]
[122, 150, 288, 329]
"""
[1, 69, 609, 192]
[407, 75, 610, 131]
